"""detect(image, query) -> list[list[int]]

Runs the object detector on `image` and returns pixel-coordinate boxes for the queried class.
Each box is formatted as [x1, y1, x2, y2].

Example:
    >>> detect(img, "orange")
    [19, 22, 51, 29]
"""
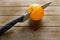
[27, 4, 44, 21]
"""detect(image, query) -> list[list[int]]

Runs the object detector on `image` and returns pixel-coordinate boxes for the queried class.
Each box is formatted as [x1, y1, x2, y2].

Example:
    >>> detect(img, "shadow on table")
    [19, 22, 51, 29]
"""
[28, 20, 43, 31]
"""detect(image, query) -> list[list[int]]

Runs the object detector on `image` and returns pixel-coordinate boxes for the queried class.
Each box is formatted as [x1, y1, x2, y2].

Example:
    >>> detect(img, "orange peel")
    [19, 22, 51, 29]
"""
[27, 4, 44, 21]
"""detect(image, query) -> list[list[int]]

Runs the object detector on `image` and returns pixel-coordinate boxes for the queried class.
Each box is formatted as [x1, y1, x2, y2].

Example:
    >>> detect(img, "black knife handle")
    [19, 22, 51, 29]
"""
[0, 16, 24, 35]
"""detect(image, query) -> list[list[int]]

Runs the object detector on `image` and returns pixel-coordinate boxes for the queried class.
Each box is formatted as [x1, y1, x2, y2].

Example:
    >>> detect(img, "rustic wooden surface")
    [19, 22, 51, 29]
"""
[0, 0, 60, 40]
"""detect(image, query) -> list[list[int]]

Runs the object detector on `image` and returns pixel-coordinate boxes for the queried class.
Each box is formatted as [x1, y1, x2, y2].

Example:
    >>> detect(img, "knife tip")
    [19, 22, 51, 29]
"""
[42, 2, 52, 9]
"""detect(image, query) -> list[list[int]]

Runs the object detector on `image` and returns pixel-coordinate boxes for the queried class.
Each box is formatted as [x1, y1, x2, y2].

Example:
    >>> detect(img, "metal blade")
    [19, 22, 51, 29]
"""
[42, 2, 52, 9]
[22, 13, 30, 21]
[22, 2, 52, 21]
[22, 11, 31, 22]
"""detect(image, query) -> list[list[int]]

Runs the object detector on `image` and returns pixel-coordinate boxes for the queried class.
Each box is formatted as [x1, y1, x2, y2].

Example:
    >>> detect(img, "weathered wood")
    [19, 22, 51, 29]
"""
[0, 16, 18, 26]
[0, 27, 60, 40]
[0, 0, 59, 6]
[0, 16, 60, 27]
[0, 7, 60, 16]
[0, 0, 59, 40]
[0, 0, 60, 40]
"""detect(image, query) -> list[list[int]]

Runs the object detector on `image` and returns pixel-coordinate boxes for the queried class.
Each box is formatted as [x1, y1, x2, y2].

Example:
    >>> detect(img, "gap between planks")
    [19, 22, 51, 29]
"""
[0, 4, 58, 7]
[0, 16, 60, 27]
[0, 6, 60, 16]
[1, 26, 60, 27]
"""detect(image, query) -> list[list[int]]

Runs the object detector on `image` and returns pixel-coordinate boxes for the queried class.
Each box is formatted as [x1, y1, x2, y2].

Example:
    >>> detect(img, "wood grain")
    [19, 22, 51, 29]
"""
[0, 27, 60, 40]
[0, 0, 59, 6]
[0, 7, 59, 16]
[0, 16, 60, 27]
[0, 0, 60, 40]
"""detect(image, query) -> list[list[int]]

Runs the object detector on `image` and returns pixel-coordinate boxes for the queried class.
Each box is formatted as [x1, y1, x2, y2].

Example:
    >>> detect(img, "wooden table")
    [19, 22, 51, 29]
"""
[0, 0, 60, 40]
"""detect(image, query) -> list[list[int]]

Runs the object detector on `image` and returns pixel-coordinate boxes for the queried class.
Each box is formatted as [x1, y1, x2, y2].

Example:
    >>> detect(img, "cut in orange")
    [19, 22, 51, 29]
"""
[27, 4, 44, 21]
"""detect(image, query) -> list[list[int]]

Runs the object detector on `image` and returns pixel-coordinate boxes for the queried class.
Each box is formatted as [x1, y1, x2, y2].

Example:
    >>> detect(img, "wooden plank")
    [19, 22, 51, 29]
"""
[0, 0, 59, 6]
[0, 16, 60, 27]
[0, 27, 60, 40]
[0, 7, 60, 16]
[0, 16, 18, 26]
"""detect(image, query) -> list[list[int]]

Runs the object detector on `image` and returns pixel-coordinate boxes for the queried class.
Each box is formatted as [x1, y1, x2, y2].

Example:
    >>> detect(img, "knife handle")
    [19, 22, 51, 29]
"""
[0, 16, 24, 35]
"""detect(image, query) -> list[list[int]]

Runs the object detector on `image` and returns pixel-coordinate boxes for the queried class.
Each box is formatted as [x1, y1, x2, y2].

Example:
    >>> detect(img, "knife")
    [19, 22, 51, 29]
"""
[0, 2, 52, 35]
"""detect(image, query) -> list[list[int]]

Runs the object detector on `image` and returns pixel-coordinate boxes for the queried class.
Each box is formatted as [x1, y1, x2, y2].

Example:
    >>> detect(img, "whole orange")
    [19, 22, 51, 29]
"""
[27, 4, 44, 21]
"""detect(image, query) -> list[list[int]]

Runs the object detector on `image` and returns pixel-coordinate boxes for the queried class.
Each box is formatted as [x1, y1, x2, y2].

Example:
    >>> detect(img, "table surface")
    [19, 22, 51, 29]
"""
[0, 0, 60, 40]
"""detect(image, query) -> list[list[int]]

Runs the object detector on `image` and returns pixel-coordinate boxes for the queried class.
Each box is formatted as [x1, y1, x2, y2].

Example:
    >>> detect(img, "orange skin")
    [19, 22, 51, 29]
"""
[27, 4, 44, 21]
